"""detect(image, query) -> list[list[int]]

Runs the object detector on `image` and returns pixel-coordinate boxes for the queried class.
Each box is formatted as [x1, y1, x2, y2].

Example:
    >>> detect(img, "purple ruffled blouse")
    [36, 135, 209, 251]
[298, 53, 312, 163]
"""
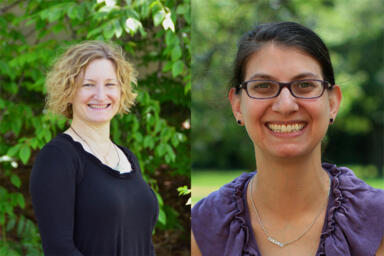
[192, 163, 384, 256]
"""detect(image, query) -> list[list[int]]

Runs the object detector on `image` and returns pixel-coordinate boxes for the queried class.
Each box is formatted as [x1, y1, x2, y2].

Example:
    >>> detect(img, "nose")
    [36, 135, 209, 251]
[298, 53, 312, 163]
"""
[94, 84, 105, 100]
[271, 88, 299, 114]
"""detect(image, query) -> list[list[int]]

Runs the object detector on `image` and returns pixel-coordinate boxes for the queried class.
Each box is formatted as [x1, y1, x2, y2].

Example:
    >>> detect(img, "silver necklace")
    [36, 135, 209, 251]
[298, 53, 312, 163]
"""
[112, 143, 122, 172]
[249, 174, 330, 248]
[70, 126, 119, 170]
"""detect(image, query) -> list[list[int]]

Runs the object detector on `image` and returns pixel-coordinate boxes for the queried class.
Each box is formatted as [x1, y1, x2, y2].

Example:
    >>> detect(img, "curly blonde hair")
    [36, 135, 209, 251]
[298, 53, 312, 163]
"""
[45, 41, 137, 118]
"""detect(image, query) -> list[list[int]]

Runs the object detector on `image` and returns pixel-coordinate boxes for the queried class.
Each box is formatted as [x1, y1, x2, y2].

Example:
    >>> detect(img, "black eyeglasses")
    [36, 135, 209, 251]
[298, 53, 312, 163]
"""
[238, 79, 334, 99]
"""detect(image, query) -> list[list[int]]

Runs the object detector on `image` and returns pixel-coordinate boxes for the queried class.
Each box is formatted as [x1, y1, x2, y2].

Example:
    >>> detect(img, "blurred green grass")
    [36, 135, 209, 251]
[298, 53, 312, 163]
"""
[192, 169, 384, 206]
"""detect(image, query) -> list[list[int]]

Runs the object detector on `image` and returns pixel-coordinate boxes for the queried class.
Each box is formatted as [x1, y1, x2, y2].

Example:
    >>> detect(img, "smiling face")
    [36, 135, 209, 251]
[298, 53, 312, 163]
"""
[71, 58, 121, 125]
[229, 43, 341, 161]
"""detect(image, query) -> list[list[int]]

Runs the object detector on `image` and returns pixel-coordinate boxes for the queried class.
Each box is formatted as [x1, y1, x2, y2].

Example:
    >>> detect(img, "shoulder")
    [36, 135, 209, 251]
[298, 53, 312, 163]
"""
[37, 134, 78, 159]
[322, 163, 384, 255]
[191, 172, 255, 256]
[192, 172, 252, 216]
[31, 134, 83, 180]
[325, 163, 384, 212]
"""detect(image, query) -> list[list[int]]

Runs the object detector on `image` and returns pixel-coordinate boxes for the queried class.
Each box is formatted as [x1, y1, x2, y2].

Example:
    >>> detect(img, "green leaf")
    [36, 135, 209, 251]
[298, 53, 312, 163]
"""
[155, 191, 164, 206]
[6, 216, 16, 231]
[155, 143, 166, 157]
[46, 6, 63, 22]
[67, 4, 79, 20]
[19, 144, 31, 164]
[143, 136, 155, 149]
[140, 2, 150, 18]
[17, 216, 25, 236]
[4, 204, 13, 215]
[43, 129, 52, 142]
[10, 175, 21, 188]
[11, 117, 22, 136]
[87, 26, 103, 39]
[171, 45, 182, 61]
[16, 193, 25, 209]
[113, 19, 123, 38]
[30, 138, 39, 149]
[7, 144, 20, 157]
[177, 185, 190, 196]
[171, 133, 180, 147]
[158, 208, 166, 225]
[103, 23, 115, 39]
[172, 60, 184, 77]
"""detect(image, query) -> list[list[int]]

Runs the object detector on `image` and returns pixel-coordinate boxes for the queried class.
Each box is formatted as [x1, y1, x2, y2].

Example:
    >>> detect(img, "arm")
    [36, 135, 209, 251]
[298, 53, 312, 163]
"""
[191, 231, 202, 256]
[30, 145, 83, 256]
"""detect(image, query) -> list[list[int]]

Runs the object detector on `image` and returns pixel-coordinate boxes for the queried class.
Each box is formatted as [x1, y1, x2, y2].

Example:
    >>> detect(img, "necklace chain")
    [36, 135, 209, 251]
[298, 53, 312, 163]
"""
[70, 126, 120, 170]
[249, 174, 330, 248]
[112, 143, 121, 171]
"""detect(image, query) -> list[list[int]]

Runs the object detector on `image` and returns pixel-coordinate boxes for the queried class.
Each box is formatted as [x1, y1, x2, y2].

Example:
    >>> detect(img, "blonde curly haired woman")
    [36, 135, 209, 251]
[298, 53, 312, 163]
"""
[30, 41, 158, 256]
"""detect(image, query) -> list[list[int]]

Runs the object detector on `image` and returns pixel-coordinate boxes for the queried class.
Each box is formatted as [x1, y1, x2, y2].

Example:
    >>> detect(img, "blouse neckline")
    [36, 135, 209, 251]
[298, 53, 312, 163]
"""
[59, 133, 137, 179]
[242, 170, 334, 255]
[234, 164, 341, 255]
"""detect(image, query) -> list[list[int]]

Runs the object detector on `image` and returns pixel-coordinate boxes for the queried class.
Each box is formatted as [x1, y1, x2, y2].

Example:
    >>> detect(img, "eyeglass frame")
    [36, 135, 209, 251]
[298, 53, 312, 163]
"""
[237, 79, 334, 99]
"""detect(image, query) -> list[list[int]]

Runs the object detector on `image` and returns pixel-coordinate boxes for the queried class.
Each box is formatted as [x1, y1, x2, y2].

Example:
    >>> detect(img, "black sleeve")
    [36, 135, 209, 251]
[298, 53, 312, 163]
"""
[30, 144, 83, 256]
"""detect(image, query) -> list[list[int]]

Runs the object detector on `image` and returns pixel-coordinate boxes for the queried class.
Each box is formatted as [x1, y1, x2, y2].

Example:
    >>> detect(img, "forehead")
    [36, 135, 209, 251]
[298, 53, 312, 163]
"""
[244, 43, 322, 81]
[83, 58, 117, 80]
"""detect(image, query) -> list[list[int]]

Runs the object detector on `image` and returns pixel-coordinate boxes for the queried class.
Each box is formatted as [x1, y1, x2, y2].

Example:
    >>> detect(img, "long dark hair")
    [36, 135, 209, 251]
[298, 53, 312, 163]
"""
[232, 22, 335, 93]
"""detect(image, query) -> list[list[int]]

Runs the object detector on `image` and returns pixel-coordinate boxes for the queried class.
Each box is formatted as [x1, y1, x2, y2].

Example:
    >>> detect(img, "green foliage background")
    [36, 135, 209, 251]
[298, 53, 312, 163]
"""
[0, 0, 190, 255]
[191, 0, 384, 177]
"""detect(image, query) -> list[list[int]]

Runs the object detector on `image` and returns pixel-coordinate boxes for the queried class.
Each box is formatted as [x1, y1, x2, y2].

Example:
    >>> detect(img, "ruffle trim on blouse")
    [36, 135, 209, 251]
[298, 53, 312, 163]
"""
[318, 162, 345, 255]
[192, 164, 384, 256]
[319, 163, 384, 255]
[230, 173, 260, 256]
[221, 165, 346, 256]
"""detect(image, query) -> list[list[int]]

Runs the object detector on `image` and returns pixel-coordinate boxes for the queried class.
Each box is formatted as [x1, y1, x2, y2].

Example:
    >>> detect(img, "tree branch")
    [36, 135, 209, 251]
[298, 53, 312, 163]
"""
[0, 0, 24, 15]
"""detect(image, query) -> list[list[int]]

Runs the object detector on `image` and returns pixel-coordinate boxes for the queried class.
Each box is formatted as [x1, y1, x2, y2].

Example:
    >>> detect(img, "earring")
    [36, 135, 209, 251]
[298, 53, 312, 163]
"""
[330, 118, 334, 124]
[237, 120, 242, 125]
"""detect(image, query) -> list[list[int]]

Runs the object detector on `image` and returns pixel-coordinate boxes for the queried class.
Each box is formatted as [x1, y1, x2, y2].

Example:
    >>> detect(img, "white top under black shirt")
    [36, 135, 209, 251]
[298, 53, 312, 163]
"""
[30, 133, 159, 256]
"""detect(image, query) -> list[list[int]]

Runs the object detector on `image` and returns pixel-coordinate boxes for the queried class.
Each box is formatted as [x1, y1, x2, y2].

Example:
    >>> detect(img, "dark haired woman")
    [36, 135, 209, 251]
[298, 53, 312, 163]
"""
[191, 22, 384, 256]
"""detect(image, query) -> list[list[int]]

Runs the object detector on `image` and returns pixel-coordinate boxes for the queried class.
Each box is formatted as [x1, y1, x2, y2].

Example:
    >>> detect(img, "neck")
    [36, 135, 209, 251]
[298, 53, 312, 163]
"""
[70, 118, 111, 144]
[252, 146, 329, 218]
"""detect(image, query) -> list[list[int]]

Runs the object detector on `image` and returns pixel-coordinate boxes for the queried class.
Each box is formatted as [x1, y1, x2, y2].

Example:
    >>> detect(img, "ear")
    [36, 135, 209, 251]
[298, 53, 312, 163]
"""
[228, 88, 243, 124]
[328, 85, 342, 120]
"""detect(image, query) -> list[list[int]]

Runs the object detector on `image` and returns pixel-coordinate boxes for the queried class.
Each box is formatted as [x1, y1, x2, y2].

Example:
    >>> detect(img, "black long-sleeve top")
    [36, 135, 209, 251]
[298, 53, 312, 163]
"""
[30, 133, 158, 256]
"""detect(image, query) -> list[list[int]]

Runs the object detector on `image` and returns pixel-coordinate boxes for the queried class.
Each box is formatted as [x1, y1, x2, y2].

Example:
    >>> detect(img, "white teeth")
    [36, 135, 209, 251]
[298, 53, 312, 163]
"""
[268, 123, 305, 133]
[89, 104, 109, 109]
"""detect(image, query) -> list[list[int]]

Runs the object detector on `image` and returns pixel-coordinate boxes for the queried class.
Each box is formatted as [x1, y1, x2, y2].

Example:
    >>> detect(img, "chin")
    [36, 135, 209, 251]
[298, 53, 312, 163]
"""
[86, 116, 114, 124]
[267, 145, 311, 159]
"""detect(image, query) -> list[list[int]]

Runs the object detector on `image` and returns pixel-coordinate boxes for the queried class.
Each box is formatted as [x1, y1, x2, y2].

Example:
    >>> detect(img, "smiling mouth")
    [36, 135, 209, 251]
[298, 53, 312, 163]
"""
[88, 104, 111, 109]
[266, 122, 306, 133]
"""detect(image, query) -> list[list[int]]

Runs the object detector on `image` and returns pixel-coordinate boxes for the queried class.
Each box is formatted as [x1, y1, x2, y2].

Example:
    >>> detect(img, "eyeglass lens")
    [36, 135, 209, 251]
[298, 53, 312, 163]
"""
[245, 80, 325, 99]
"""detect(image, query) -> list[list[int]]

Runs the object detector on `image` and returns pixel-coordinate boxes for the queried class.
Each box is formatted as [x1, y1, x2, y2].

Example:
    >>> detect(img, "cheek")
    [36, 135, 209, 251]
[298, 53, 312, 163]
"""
[240, 98, 267, 123]
[303, 101, 330, 133]
[113, 88, 121, 101]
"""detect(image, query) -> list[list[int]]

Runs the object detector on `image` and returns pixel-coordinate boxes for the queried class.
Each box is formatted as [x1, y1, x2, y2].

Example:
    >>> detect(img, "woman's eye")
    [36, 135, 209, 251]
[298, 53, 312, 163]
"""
[82, 83, 93, 87]
[106, 83, 117, 87]
[250, 82, 272, 89]
[256, 83, 271, 88]
[298, 82, 314, 88]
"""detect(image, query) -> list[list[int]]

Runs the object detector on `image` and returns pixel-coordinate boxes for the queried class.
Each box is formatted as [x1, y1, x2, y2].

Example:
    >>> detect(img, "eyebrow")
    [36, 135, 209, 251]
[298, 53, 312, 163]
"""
[83, 78, 117, 82]
[247, 72, 321, 81]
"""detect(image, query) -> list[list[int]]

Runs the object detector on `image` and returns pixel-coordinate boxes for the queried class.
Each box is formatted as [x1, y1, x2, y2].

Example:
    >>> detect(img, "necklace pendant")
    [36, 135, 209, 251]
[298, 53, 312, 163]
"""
[268, 236, 285, 247]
